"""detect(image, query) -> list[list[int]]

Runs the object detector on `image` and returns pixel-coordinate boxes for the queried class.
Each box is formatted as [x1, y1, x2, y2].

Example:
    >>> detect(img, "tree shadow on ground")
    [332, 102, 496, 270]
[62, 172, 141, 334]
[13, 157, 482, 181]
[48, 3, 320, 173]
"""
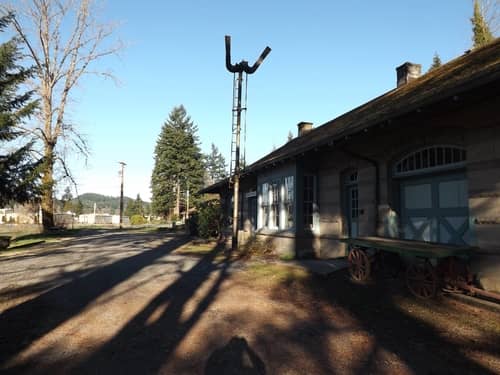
[263, 270, 500, 374]
[0, 233, 190, 369]
[69, 245, 232, 374]
[1, 238, 233, 374]
[3, 236, 499, 374]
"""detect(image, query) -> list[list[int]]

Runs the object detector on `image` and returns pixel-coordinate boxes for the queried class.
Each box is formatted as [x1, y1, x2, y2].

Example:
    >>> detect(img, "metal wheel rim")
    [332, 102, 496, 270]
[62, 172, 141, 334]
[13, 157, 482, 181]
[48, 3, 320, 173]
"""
[406, 261, 437, 298]
[348, 247, 371, 281]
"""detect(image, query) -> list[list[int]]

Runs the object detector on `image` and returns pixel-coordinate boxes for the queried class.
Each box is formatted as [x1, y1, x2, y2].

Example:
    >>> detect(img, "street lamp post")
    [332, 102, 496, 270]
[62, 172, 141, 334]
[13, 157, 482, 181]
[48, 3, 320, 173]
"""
[119, 161, 126, 229]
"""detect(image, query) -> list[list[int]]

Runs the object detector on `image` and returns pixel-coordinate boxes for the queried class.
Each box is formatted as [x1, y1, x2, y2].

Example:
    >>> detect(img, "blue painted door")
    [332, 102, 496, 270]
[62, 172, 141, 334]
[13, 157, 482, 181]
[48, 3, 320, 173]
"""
[400, 172, 474, 245]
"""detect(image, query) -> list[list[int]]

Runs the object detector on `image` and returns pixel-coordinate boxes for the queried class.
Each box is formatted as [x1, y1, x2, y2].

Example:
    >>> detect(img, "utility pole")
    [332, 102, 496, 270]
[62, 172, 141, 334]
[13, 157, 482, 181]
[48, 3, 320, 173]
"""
[119, 161, 126, 229]
[186, 185, 190, 220]
[175, 178, 180, 218]
[225, 35, 271, 250]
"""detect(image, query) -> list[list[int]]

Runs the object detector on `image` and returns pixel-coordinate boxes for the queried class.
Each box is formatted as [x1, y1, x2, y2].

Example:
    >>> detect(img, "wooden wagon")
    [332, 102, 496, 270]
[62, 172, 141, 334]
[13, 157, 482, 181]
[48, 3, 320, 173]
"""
[340, 237, 476, 299]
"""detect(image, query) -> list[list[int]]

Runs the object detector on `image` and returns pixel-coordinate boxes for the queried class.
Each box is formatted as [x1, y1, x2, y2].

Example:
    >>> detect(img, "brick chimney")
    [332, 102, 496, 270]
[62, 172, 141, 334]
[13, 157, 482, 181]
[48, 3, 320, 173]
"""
[396, 62, 421, 87]
[297, 122, 313, 137]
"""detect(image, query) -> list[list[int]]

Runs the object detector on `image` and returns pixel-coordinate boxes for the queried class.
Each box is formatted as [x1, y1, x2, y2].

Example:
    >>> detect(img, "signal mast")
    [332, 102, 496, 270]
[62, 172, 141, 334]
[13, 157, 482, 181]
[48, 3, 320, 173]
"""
[225, 35, 271, 250]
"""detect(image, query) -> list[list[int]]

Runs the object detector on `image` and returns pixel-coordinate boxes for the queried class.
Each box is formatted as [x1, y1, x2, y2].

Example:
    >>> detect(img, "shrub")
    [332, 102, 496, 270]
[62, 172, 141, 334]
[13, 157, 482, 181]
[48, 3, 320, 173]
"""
[130, 215, 146, 225]
[196, 199, 224, 239]
[238, 236, 275, 259]
[187, 213, 199, 236]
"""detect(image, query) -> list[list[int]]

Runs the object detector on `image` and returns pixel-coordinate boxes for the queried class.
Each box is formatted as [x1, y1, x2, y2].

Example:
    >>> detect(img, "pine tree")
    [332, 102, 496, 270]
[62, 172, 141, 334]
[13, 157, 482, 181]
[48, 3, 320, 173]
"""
[428, 52, 442, 72]
[125, 193, 144, 217]
[205, 143, 227, 185]
[151, 106, 204, 217]
[0, 12, 41, 207]
[471, 0, 494, 48]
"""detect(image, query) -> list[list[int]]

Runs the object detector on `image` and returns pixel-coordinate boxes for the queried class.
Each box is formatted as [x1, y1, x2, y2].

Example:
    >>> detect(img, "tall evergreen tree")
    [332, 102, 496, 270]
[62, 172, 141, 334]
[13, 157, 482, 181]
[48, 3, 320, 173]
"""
[205, 143, 227, 185]
[125, 193, 144, 217]
[471, 0, 494, 48]
[151, 106, 204, 217]
[0, 12, 41, 207]
[428, 52, 442, 72]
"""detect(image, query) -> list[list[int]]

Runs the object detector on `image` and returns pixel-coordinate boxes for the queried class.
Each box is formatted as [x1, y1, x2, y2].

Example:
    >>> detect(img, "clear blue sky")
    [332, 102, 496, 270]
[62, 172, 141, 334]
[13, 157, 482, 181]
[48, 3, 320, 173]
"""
[69, 0, 478, 201]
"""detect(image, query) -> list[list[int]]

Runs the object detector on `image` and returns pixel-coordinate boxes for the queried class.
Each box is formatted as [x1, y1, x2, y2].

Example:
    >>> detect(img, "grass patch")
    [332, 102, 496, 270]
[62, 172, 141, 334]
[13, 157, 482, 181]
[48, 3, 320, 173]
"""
[11, 230, 79, 243]
[243, 263, 311, 285]
[124, 225, 164, 233]
[279, 253, 295, 261]
[8, 239, 45, 249]
[174, 240, 219, 256]
[1, 228, 91, 251]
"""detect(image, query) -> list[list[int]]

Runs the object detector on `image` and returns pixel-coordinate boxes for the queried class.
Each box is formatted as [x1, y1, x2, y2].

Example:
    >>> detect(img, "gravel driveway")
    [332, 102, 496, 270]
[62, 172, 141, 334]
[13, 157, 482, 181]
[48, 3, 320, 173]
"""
[1, 229, 499, 374]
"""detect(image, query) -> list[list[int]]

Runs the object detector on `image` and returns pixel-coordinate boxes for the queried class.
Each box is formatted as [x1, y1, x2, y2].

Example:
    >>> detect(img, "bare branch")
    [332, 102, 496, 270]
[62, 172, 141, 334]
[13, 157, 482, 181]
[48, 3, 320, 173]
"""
[55, 155, 78, 186]
[6, 0, 122, 228]
[8, 13, 44, 72]
[15, 123, 49, 144]
[476, 0, 500, 35]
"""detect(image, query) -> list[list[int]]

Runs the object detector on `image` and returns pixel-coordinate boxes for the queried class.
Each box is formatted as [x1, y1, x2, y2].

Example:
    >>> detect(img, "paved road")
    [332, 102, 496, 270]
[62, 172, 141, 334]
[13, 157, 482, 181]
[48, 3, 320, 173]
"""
[0, 230, 194, 301]
[0, 230, 222, 374]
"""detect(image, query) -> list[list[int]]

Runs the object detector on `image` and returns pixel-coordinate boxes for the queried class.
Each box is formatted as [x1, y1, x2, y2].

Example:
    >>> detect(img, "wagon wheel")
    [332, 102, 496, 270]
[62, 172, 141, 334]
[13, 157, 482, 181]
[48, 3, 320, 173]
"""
[406, 260, 437, 299]
[348, 247, 371, 282]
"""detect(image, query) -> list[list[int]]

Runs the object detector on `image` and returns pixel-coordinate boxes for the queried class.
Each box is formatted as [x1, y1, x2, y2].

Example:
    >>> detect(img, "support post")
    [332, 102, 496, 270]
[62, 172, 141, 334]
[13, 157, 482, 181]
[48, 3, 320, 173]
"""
[232, 71, 243, 250]
[119, 161, 126, 229]
[175, 179, 180, 218]
[225, 35, 271, 251]
[186, 185, 190, 220]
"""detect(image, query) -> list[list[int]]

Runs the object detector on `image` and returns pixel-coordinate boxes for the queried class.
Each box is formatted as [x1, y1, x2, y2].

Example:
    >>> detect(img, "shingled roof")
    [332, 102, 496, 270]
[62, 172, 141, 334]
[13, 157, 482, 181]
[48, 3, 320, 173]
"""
[202, 38, 500, 193]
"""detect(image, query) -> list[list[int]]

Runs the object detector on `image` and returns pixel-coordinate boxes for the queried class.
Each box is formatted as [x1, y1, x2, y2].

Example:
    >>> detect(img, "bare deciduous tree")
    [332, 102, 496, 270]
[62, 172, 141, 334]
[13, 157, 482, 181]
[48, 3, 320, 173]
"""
[1, 0, 121, 229]
[474, 0, 500, 36]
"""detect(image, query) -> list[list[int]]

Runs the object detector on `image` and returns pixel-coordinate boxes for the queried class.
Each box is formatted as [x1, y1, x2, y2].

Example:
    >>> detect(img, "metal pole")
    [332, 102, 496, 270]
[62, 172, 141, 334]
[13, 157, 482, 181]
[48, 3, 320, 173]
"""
[119, 162, 126, 229]
[232, 71, 243, 250]
[186, 186, 190, 220]
[175, 179, 180, 219]
[225, 35, 270, 251]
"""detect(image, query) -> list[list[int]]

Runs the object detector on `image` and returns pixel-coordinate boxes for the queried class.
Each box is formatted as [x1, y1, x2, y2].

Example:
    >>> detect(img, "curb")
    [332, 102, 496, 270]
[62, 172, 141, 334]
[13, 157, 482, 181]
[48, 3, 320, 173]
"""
[444, 291, 500, 314]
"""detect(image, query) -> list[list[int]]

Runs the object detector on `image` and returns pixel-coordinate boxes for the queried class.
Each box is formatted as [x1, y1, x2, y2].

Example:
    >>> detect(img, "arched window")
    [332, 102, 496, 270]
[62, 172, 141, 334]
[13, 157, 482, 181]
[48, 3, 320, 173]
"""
[394, 146, 466, 177]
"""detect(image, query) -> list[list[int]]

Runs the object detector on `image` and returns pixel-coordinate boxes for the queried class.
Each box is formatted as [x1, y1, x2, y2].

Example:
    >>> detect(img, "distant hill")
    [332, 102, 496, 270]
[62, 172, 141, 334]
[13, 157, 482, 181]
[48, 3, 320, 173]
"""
[72, 193, 150, 215]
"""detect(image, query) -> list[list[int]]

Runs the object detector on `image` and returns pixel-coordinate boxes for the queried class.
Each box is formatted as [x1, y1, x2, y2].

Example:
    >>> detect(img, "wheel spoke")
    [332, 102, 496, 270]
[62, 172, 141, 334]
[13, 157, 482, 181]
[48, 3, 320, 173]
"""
[406, 261, 437, 299]
[349, 248, 371, 282]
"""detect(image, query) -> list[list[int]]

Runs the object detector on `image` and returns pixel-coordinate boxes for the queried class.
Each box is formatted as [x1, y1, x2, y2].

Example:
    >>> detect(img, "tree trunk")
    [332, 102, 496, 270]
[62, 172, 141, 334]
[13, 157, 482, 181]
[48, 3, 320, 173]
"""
[175, 179, 180, 218]
[41, 142, 55, 230]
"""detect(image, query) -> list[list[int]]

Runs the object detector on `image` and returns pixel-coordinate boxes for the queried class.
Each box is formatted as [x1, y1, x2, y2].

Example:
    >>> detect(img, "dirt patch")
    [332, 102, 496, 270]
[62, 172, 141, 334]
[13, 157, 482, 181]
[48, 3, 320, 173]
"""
[0, 232, 499, 374]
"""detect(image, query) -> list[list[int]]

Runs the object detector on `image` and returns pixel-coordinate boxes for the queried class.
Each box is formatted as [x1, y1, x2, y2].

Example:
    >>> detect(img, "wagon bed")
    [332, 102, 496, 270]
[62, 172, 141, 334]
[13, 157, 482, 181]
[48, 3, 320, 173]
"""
[340, 236, 478, 298]
[340, 236, 476, 259]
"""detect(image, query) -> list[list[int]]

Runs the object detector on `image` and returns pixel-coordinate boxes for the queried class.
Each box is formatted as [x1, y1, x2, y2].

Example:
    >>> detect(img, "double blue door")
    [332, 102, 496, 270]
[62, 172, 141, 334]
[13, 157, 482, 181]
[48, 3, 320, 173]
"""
[400, 172, 475, 245]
